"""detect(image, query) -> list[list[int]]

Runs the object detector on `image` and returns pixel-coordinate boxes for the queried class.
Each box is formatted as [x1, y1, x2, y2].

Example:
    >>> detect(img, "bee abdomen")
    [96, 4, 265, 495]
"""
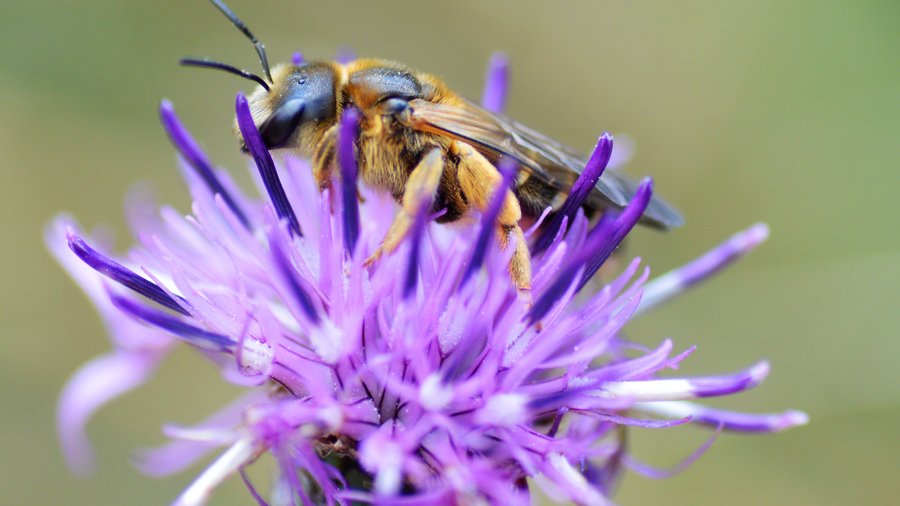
[514, 173, 564, 218]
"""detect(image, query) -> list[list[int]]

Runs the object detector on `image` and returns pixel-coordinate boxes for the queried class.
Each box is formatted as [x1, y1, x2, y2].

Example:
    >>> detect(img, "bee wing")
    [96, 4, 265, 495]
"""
[405, 98, 683, 229]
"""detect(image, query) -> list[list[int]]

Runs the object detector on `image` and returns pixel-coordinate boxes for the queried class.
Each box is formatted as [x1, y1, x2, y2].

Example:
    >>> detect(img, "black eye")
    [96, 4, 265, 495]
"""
[257, 63, 337, 149]
[259, 98, 306, 149]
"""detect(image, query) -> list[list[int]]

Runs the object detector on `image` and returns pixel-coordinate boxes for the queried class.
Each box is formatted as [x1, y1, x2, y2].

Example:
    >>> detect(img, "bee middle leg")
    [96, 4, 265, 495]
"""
[453, 141, 532, 294]
[365, 148, 444, 265]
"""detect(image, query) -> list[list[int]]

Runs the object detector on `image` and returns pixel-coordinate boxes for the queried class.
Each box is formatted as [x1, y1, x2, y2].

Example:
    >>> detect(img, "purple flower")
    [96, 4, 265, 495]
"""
[49, 56, 806, 505]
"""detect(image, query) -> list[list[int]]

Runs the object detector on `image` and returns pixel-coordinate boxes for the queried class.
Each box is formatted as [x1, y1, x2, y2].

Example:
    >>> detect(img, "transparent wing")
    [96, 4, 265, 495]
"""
[405, 98, 683, 229]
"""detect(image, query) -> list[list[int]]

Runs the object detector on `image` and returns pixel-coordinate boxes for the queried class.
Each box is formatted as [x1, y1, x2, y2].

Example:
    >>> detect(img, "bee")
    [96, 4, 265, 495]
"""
[183, 0, 683, 293]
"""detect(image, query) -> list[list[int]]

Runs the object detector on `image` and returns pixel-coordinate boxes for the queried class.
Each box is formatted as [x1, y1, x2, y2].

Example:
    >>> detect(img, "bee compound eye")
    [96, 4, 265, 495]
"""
[382, 97, 410, 115]
[260, 98, 306, 148]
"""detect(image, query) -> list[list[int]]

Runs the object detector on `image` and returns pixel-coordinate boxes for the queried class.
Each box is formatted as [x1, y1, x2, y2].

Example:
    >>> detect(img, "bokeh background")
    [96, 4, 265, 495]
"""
[1, 0, 897, 504]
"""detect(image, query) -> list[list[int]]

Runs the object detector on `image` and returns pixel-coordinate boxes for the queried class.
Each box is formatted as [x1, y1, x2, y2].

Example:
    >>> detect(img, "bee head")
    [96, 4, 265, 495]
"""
[181, 1, 341, 155]
[243, 62, 339, 153]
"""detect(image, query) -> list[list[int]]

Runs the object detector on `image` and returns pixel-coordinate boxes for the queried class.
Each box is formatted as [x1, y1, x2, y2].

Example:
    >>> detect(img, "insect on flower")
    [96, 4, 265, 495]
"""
[182, 0, 683, 294]
[48, 1, 808, 505]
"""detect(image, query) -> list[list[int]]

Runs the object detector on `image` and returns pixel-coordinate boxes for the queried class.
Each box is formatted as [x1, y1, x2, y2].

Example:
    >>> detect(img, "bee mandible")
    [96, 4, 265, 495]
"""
[182, 0, 683, 294]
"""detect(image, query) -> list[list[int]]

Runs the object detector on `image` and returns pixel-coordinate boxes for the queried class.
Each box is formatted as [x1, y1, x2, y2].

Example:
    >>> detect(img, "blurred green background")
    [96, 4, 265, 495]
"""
[1, 0, 897, 504]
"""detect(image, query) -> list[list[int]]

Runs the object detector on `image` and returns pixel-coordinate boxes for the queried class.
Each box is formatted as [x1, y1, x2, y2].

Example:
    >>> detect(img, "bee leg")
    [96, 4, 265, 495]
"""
[453, 141, 533, 296]
[498, 225, 532, 294]
[364, 148, 444, 266]
[505, 222, 539, 329]
[312, 125, 338, 190]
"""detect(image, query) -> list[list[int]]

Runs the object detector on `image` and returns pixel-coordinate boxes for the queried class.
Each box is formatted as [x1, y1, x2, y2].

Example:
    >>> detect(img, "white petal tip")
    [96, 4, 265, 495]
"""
[743, 223, 770, 247]
[749, 361, 771, 383]
[781, 410, 810, 429]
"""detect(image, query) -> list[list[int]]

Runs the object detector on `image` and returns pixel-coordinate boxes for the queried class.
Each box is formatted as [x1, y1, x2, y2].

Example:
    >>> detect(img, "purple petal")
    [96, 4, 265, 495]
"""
[268, 229, 320, 324]
[598, 361, 769, 401]
[338, 108, 361, 254]
[359, 429, 406, 496]
[235, 93, 302, 237]
[528, 213, 616, 324]
[536, 453, 611, 506]
[403, 205, 430, 299]
[49, 218, 176, 350]
[110, 294, 234, 351]
[634, 401, 809, 433]
[624, 425, 721, 479]
[638, 223, 770, 314]
[584, 440, 626, 495]
[523, 205, 553, 238]
[67, 230, 189, 316]
[173, 438, 259, 506]
[584, 412, 693, 429]
[533, 133, 613, 255]
[271, 444, 312, 505]
[335, 46, 356, 63]
[240, 469, 269, 506]
[585, 339, 675, 381]
[462, 159, 517, 285]
[291, 51, 304, 65]
[579, 178, 653, 290]
[526, 266, 579, 324]
[50, 87, 810, 501]
[677, 222, 769, 287]
[291, 444, 343, 503]
[136, 391, 265, 476]
[481, 51, 509, 114]
[159, 100, 250, 229]
[58, 351, 163, 474]
[338, 489, 457, 505]
[691, 361, 770, 398]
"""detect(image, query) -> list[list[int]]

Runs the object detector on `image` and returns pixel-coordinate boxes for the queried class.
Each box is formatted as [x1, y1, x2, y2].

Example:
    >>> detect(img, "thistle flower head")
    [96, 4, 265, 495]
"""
[49, 55, 806, 505]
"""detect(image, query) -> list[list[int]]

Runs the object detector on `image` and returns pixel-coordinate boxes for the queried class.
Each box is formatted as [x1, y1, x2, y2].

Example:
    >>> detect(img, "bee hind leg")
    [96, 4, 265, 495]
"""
[365, 148, 444, 266]
[453, 141, 532, 296]
[498, 224, 533, 295]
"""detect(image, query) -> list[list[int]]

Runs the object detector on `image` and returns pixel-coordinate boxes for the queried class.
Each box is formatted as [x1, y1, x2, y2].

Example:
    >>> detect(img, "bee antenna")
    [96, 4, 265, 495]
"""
[180, 58, 271, 92]
[209, 0, 273, 83]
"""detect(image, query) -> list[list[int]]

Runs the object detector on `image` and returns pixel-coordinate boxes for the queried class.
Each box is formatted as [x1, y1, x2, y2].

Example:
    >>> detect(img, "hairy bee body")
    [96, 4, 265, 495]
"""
[187, 0, 683, 291]
[246, 58, 633, 228]
[345, 61, 462, 219]
[245, 60, 491, 225]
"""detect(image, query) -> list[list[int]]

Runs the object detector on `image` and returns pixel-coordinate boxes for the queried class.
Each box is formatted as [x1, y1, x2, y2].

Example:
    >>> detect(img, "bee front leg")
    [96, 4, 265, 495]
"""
[453, 141, 532, 295]
[312, 125, 338, 190]
[364, 148, 444, 266]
